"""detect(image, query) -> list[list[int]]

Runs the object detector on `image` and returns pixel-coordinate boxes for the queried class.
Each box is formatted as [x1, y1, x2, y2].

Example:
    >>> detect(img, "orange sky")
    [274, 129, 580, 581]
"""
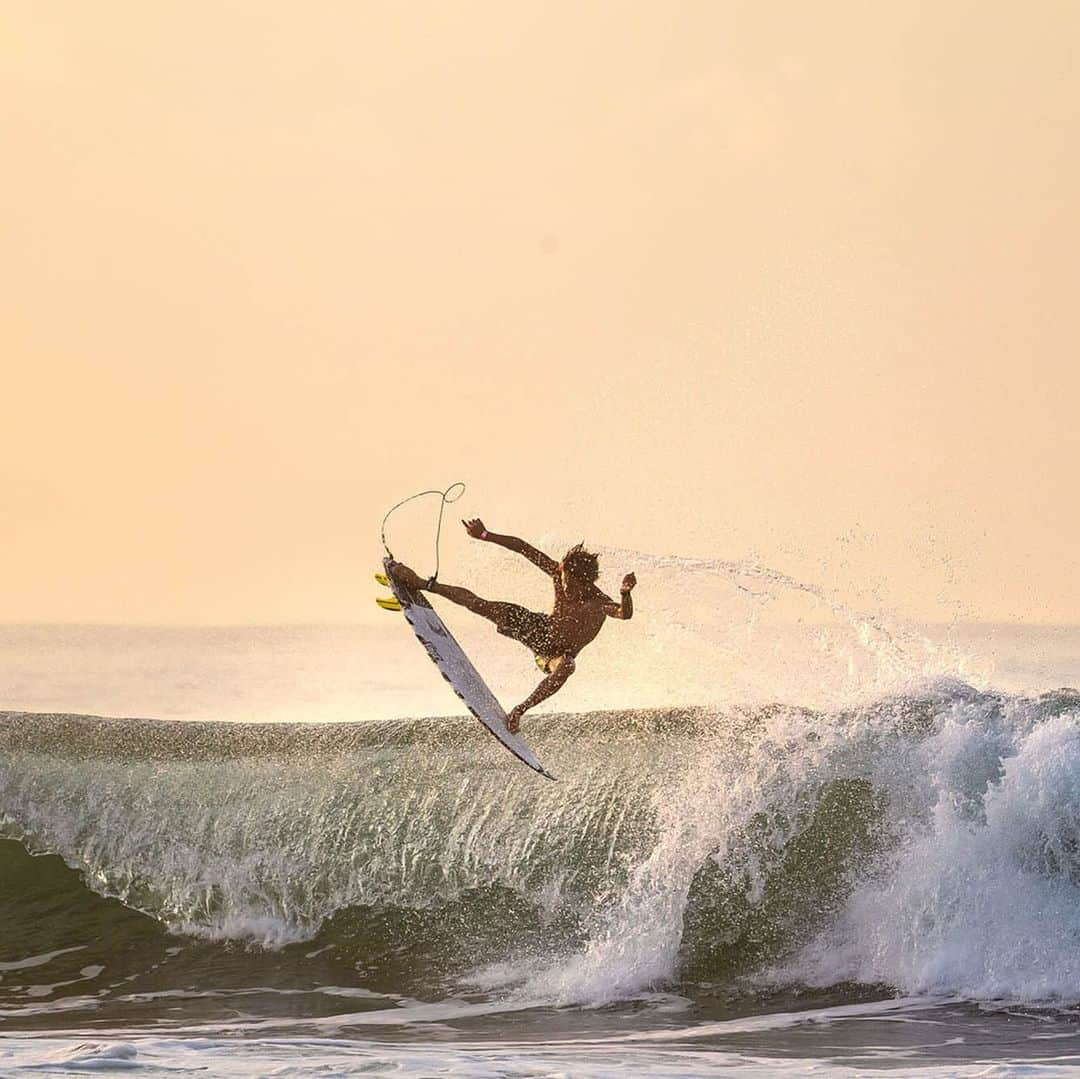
[3, 2, 1078, 624]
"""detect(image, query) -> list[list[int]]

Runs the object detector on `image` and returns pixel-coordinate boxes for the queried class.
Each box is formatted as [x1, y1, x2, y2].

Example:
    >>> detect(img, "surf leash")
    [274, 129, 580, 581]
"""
[379, 482, 466, 587]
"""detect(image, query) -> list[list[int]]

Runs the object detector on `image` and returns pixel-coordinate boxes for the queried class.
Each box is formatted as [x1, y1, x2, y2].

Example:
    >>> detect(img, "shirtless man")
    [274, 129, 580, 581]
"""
[388, 519, 636, 732]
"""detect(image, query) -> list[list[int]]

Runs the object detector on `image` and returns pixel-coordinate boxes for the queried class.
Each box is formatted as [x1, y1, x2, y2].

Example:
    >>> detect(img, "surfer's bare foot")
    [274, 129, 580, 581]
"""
[506, 705, 524, 734]
[389, 562, 426, 592]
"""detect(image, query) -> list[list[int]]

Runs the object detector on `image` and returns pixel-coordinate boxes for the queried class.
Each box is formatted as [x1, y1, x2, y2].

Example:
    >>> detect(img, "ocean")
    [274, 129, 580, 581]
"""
[3, 606, 1080, 1075]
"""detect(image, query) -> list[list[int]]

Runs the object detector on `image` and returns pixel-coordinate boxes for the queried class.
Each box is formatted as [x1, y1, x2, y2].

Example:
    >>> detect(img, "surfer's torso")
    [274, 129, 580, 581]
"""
[493, 577, 610, 662]
[546, 576, 610, 656]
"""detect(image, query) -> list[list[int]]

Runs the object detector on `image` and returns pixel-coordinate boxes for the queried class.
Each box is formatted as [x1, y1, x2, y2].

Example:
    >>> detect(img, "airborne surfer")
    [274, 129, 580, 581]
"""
[388, 520, 636, 732]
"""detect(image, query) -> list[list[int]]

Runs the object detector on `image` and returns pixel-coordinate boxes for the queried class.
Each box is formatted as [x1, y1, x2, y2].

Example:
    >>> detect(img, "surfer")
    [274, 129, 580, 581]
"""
[388, 520, 636, 732]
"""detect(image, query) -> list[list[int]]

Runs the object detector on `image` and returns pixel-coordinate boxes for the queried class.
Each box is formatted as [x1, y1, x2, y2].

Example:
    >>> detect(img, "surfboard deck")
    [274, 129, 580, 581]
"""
[381, 558, 556, 780]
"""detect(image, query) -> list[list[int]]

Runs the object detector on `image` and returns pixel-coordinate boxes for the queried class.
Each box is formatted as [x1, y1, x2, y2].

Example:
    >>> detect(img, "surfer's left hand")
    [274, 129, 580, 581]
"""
[463, 518, 487, 540]
[621, 572, 637, 593]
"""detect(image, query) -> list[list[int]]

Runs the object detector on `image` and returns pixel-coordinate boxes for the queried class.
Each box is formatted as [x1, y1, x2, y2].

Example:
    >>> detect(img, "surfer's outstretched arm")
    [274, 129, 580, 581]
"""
[506, 656, 576, 732]
[463, 518, 558, 577]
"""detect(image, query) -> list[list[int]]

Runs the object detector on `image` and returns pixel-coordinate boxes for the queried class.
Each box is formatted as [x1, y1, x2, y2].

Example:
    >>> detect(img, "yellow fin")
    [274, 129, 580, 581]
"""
[375, 596, 403, 612]
[374, 572, 390, 586]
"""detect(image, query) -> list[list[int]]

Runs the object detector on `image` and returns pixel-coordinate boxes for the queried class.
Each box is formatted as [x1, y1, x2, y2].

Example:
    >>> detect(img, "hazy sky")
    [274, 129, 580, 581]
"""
[4, 2, 1078, 624]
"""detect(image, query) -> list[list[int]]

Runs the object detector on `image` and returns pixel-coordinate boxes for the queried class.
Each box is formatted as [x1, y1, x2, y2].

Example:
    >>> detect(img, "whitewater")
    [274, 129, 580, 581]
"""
[3, 556, 1080, 1075]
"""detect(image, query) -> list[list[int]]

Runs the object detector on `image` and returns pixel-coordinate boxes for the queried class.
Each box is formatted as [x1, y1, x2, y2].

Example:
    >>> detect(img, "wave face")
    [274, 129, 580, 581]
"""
[3, 685, 1080, 1015]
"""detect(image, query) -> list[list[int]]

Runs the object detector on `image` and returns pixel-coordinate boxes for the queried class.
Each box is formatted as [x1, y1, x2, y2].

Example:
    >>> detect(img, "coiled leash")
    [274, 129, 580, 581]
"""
[379, 481, 466, 590]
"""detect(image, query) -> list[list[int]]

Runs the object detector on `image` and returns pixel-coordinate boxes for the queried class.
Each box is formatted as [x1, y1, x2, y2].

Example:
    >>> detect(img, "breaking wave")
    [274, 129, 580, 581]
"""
[4, 683, 1080, 1010]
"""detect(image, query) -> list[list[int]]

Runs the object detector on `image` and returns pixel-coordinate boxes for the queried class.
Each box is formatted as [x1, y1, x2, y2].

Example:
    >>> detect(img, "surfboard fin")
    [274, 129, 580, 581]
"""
[374, 572, 390, 586]
[375, 596, 403, 612]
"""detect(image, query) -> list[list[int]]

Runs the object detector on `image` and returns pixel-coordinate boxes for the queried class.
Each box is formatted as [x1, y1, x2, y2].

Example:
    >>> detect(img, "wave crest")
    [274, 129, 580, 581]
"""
[3, 686, 1080, 1005]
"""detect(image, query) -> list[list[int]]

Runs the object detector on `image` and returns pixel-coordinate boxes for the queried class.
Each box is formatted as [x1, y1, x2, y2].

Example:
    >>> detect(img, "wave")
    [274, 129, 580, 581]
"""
[3, 684, 1080, 1008]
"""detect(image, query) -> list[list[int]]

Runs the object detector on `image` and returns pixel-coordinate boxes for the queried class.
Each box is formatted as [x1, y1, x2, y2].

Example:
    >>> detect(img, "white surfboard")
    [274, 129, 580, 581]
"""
[382, 558, 556, 780]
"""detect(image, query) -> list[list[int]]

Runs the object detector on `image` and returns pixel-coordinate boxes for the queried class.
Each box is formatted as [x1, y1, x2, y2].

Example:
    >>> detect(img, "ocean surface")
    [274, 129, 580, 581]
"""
[3, 592, 1080, 1074]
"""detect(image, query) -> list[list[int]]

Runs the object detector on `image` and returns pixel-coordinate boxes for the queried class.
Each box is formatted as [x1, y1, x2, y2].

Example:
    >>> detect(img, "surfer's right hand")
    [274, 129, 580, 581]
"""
[463, 518, 487, 539]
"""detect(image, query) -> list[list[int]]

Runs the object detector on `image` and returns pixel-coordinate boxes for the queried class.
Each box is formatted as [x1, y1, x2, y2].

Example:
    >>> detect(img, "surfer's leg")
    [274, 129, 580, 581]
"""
[431, 587, 556, 659]
[389, 564, 545, 642]
[426, 580, 504, 619]
[507, 654, 576, 733]
[387, 563, 495, 613]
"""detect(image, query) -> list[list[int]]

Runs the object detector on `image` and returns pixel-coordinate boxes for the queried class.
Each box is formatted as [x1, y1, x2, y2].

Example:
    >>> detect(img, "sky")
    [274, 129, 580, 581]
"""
[4, 1, 1078, 625]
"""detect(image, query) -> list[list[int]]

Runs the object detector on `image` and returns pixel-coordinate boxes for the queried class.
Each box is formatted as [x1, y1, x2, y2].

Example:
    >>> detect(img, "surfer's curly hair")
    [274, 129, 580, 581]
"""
[562, 543, 600, 583]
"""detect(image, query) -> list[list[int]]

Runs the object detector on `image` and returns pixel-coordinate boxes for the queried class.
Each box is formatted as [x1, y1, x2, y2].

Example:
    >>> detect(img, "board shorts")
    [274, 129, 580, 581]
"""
[495, 605, 563, 671]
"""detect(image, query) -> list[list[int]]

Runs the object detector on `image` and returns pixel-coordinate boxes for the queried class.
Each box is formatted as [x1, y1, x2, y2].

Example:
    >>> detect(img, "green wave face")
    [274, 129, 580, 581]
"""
[3, 687, 1080, 1009]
